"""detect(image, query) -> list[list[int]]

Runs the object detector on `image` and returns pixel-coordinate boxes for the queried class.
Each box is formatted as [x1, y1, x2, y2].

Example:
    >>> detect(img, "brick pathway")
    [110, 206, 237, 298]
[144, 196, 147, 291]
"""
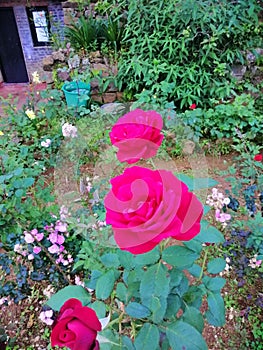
[0, 82, 47, 117]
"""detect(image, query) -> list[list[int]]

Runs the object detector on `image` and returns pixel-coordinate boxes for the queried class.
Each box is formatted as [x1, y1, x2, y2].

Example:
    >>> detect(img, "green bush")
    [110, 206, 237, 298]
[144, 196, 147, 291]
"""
[117, 0, 262, 109]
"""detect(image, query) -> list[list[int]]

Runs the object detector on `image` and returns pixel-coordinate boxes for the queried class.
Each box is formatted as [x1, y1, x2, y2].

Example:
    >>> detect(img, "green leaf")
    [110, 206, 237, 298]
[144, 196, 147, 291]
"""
[175, 174, 218, 191]
[90, 300, 106, 318]
[165, 294, 181, 319]
[116, 282, 129, 303]
[117, 250, 135, 270]
[23, 177, 35, 188]
[182, 306, 204, 333]
[134, 323, 159, 350]
[204, 276, 226, 291]
[125, 302, 151, 319]
[205, 292, 225, 326]
[134, 246, 160, 266]
[100, 253, 120, 268]
[139, 263, 170, 323]
[183, 239, 202, 254]
[96, 270, 116, 300]
[166, 321, 208, 350]
[196, 220, 224, 243]
[162, 246, 199, 268]
[15, 189, 24, 197]
[46, 286, 91, 311]
[188, 264, 202, 278]
[207, 258, 226, 274]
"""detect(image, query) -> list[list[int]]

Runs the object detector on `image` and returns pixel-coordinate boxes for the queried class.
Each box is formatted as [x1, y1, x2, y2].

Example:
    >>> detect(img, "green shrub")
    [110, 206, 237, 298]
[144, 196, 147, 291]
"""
[117, 0, 262, 109]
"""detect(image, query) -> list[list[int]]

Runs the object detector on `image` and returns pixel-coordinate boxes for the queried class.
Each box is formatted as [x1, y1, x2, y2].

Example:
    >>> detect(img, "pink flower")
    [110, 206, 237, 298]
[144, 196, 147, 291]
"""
[33, 246, 42, 254]
[28, 254, 34, 260]
[105, 166, 203, 254]
[254, 154, 262, 162]
[109, 109, 164, 164]
[24, 232, 34, 244]
[48, 244, 60, 254]
[57, 234, 65, 245]
[31, 228, 38, 235]
[55, 221, 67, 233]
[39, 310, 54, 326]
[48, 232, 58, 244]
[35, 232, 44, 242]
[189, 103, 197, 110]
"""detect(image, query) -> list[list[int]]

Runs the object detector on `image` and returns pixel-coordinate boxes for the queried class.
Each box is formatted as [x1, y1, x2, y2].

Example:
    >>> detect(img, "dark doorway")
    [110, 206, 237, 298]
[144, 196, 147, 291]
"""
[0, 8, 29, 83]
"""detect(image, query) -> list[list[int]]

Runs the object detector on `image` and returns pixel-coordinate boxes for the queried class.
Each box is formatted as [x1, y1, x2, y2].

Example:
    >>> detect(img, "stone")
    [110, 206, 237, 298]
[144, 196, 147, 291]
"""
[91, 94, 103, 103]
[42, 71, 54, 84]
[91, 63, 109, 76]
[103, 93, 117, 103]
[231, 65, 246, 81]
[182, 140, 196, 155]
[42, 55, 54, 71]
[57, 70, 71, 81]
[101, 102, 127, 115]
[52, 51, 65, 62]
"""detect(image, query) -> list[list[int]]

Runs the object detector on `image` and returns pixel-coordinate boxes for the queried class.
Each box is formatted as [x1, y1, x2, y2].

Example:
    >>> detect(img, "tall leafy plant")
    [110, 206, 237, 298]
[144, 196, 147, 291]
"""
[117, 0, 262, 108]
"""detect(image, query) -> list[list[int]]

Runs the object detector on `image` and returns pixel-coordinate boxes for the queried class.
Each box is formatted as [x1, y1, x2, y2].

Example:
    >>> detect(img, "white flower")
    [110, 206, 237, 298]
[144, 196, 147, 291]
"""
[25, 109, 36, 120]
[41, 139, 52, 147]
[32, 71, 41, 84]
[62, 123, 78, 138]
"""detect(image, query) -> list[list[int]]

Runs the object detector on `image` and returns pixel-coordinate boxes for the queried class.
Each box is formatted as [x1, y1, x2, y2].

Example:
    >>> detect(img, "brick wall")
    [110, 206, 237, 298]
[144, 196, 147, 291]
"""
[13, 3, 64, 82]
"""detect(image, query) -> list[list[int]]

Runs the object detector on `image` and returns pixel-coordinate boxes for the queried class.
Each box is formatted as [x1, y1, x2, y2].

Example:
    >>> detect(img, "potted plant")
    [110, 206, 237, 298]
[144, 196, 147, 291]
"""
[62, 80, 91, 107]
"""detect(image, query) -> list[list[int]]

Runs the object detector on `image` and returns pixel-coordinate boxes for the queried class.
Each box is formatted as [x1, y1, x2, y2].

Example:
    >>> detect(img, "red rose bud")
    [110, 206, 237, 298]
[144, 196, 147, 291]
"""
[189, 103, 197, 110]
[51, 298, 101, 350]
[105, 166, 203, 254]
[109, 109, 164, 164]
[254, 154, 262, 162]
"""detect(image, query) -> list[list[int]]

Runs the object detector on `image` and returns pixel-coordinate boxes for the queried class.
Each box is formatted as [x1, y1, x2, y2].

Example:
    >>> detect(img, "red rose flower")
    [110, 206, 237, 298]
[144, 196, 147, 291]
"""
[105, 166, 203, 254]
[109, 109, 164, 164]
[189, 103, 197, 110]
[51, 298, 101, 350]
[254, 154, 262, 162]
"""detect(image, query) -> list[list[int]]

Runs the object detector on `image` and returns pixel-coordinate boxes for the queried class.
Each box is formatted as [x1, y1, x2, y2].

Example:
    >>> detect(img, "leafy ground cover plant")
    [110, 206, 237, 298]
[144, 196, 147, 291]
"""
[117, 0, 262, 109]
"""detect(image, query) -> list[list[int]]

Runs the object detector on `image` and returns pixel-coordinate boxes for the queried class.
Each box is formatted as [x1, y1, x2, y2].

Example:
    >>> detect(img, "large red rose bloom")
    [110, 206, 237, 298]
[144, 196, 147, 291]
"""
[105, 166, 203, 254]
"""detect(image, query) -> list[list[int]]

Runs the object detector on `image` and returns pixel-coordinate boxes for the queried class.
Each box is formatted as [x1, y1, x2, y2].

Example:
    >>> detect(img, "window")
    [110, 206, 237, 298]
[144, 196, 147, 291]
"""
[27, 7, 51, 47]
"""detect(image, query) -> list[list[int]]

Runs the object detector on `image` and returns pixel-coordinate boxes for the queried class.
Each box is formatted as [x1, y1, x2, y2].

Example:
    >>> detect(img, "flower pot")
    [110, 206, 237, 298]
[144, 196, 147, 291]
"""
[62, 81, 91, 107]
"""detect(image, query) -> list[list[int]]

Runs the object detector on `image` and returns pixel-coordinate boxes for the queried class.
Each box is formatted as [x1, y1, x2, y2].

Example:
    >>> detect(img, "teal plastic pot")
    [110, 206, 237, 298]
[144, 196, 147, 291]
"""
[62, 81, 91, 107]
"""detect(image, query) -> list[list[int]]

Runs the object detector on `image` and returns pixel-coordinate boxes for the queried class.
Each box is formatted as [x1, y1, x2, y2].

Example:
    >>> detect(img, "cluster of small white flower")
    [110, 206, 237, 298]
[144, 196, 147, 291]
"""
[62, 122, 78, 138]
[248, 254, 262, 269]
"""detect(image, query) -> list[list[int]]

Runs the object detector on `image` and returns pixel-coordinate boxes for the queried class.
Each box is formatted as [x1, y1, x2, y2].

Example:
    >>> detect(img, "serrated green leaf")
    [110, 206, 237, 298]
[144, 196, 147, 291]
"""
[23, 177, 35, 188]
[15, 189, 24, 197]
[162, 246, 199, 268]
[182, 306, 204, 333]
[117, 250, 135, 270]
[166, 321, 208, 350]
[90, 300, 106, 318]
[46, 285, 91, 311]
[140, 263, 170, 323]
[96, 270, 116, 300]
[165, 294, 181, 319]
[116, 282, 128, 303]
[100, 253, 120, 268]
[134, 246, 160, 266]
[196, 220, 224, 243]
[205, 292, 225, 326]
[125, 302, 151, 318]
[205, 276, 226, 291]
[207, 258, 226, 274]
[134, 323, 159, 350]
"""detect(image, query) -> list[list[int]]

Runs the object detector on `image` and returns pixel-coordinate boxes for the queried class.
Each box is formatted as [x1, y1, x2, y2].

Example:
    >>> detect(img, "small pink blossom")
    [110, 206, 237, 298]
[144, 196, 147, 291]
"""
[57, 234, 65, 245]
[41, 139, 52, 148]
[48, 232, 58, 244]
[31, 228, 38, 235]
[35, 232, 44, 242]
[24, 233, 34, 244]
[48, 244, 60, 254]
[28, 254, 34, 260]
[55, 221, 67, 233]
[59, 245, 65, 252]
[39, 310, 54, 325]
[33, 246, 42, 254]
